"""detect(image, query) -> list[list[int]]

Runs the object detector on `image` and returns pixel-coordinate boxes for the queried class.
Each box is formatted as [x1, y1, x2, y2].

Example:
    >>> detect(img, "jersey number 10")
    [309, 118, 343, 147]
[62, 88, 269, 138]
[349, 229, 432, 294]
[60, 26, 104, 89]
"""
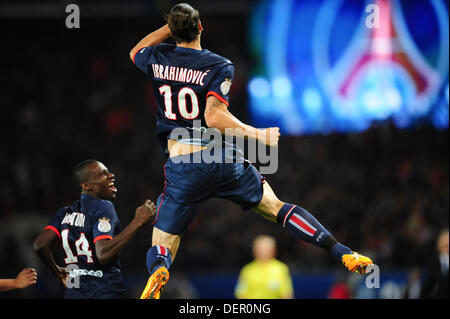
[159, 85, 200, 120]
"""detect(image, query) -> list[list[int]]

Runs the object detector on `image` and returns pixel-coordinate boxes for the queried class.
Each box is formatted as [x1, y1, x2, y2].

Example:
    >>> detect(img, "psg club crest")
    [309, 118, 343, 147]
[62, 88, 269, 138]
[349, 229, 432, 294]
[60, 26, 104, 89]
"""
[247, 0, 449, 134]
[312, 0, 449, 126]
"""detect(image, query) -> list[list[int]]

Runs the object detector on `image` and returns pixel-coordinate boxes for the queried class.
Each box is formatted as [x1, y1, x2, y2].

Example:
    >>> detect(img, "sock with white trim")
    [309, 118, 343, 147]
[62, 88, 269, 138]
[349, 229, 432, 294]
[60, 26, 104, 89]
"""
[276, 203, 352, 260]
[146, 245, 172, 276]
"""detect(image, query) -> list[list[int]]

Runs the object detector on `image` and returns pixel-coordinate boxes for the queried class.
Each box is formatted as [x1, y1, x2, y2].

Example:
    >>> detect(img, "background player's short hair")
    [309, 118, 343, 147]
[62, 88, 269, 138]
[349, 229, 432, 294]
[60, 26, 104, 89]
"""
[253, 235, 276, 247]
[165, 3, 201, 44]
[73, 159, 99, 185]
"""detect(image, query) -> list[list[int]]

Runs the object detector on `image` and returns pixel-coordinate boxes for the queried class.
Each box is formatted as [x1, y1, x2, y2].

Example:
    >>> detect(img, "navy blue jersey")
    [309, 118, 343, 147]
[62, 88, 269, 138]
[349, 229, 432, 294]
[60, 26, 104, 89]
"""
[133, 43, 234, 155]
[45, 194, 125, 298]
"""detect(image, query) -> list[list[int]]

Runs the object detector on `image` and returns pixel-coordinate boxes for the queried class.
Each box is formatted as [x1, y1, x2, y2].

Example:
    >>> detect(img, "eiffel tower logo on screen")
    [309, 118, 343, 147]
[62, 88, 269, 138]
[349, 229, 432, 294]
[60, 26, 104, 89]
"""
[313, 0, 449, 119]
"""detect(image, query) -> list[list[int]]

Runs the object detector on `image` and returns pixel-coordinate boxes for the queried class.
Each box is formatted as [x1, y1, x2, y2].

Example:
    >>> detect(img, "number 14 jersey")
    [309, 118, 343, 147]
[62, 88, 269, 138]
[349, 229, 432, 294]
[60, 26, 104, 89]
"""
[44, 194, 125, 298]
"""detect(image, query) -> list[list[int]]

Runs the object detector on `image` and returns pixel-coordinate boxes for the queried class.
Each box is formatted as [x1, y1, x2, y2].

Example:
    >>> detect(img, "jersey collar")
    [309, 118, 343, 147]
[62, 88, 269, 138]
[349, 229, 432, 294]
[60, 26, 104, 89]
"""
[81, 194, 96, 200]
[174, 46, 207, 53]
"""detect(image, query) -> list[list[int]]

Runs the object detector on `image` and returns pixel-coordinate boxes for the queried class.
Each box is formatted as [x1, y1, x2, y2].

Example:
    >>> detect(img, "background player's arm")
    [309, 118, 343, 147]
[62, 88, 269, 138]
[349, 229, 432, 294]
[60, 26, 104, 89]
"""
[95, 200, 156, 265]
[33, 229, 68, 286]
[280, 267, 294, 299]
[234, 270, 249, 299]
[204, 96, 280, 146]
[0, 268, 37, 292]
[129, 24, 171, 61]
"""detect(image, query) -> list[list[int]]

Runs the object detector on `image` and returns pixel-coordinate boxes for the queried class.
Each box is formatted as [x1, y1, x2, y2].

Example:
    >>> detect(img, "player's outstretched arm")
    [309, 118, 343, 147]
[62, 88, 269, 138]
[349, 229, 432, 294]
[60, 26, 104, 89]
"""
[33, 230, 68, 286]
[0, 268, 37, 292]
[129, 24, 171, 61]
[204, 95, 280, 146]
[95, 200, 156, 265]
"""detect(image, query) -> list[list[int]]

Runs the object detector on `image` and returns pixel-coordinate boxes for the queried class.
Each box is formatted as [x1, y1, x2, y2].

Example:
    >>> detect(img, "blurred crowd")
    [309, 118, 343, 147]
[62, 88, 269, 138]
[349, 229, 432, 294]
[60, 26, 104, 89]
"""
[0, 14, 448, 298]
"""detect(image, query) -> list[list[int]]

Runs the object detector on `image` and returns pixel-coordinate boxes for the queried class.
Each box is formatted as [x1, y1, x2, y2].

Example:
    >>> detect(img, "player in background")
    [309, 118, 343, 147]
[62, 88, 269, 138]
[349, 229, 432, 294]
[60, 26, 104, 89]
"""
[33, 159, 156, 298]
[0, 268, 37, 292]
[130, 3, 373, 299]
[235, 235, 294, 299]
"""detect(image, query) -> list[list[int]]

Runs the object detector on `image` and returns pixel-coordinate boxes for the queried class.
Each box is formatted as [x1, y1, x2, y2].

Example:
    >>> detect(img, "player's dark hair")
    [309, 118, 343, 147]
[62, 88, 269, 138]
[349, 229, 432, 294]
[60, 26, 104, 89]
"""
[73, 159, 98, 184]
[166, 3, 201, 43]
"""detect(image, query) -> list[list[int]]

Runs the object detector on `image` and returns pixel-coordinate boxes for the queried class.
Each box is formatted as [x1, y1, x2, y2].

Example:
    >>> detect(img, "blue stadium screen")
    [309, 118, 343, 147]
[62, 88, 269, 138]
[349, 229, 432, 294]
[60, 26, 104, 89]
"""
[247, 0, 449, 134]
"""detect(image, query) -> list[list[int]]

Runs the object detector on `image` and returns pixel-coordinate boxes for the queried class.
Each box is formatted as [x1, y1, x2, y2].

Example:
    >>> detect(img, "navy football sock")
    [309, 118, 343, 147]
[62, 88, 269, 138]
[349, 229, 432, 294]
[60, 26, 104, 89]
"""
[146, 245, 172, 275]
[276, 203, 352, 261]
[321, 234, 354, 261]
[330, 242, 353, 261]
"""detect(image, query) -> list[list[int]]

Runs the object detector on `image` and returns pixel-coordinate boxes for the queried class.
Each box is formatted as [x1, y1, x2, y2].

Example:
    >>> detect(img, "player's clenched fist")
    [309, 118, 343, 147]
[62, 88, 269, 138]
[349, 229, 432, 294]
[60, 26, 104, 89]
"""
[56, 266, 69, 287]
[135, 200, 157, 226]
[258, 127, 280, 146]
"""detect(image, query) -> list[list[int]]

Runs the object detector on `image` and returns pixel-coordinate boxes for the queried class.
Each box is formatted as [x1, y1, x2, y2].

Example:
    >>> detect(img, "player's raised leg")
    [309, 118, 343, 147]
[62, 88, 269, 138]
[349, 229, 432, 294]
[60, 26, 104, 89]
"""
[252, 182, 373, 274]
[140, 228, 180, 299]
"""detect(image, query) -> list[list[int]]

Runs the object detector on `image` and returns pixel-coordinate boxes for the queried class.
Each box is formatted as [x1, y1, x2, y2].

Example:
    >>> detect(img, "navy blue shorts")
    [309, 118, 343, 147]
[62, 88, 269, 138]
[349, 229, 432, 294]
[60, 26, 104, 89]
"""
[153, 149, 265, 235]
